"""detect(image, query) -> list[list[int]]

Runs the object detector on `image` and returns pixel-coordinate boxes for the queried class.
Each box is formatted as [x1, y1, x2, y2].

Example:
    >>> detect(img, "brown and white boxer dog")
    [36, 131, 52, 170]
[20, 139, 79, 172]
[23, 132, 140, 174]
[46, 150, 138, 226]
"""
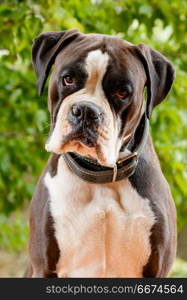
[27, 29, 177, 278]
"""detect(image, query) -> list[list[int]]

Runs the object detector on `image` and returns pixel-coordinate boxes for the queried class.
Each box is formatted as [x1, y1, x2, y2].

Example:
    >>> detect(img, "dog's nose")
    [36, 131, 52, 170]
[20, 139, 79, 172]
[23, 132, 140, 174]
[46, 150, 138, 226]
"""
[68, 102, 103, 126]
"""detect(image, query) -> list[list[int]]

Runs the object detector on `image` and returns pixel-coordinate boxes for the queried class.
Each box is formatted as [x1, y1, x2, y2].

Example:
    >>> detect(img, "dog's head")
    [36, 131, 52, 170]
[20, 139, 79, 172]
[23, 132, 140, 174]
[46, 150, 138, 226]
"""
[32, 29, 174, 167]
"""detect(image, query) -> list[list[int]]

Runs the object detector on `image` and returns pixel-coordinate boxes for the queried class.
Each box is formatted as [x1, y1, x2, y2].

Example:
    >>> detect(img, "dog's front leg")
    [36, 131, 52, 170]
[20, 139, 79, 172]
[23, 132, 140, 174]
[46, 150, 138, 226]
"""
[28, 182, 60, 278]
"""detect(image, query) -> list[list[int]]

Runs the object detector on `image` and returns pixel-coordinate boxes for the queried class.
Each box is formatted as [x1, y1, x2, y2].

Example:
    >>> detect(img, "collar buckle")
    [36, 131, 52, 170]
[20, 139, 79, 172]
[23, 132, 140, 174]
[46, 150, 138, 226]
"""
[112, 152, 138, 182]
[117, 151, 138, 165]
[112, 163, 118, 182]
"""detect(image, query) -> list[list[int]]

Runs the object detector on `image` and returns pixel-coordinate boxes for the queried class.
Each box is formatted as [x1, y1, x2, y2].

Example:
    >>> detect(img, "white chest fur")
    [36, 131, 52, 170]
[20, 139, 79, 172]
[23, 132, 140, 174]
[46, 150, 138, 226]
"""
[44, 156, 155, 278]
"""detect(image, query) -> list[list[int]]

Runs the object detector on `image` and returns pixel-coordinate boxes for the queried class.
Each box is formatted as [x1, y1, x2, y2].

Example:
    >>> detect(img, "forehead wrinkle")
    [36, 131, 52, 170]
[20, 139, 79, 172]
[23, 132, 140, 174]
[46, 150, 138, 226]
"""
[85, 49, 109, 95]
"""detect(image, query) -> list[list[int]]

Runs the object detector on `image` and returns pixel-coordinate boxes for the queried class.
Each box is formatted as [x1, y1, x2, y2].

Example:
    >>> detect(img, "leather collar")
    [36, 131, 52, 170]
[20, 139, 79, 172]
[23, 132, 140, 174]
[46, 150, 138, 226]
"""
[63, 112, 149, 184]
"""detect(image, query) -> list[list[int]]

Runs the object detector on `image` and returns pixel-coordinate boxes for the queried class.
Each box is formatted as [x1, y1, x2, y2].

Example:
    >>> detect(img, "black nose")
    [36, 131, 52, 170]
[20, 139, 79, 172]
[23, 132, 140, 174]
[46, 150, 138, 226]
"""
[68, 102, 103, 126]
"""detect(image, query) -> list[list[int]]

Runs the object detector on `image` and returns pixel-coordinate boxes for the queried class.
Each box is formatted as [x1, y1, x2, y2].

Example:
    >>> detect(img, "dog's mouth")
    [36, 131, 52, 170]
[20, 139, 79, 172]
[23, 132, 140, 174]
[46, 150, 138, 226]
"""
[62, 124, 97, 149]
[45, 123, 110, 165]
[60, 125, 109, 165]
[45, 116, 123, 167]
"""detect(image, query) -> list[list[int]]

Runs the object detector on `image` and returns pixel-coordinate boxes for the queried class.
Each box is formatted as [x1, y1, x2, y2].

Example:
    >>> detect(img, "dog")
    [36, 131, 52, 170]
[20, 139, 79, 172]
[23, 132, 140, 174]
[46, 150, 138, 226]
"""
[27, 29, 177, 278]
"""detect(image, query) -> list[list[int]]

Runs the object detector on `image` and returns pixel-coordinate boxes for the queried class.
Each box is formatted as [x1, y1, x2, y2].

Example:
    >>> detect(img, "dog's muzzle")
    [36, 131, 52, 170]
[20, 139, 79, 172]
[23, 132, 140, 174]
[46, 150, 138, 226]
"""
[67, 101, 104, 147]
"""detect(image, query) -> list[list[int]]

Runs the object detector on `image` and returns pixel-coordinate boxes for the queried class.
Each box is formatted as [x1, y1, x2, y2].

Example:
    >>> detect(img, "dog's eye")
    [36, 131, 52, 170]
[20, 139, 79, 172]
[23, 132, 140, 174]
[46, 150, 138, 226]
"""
[63, 75, 74, 86]
[113, 89, 129, 100]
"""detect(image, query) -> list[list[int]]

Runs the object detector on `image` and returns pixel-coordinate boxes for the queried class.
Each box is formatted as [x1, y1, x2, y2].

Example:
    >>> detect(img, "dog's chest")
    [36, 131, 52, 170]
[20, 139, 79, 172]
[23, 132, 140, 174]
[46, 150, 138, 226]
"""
[44, 157, 155, 278]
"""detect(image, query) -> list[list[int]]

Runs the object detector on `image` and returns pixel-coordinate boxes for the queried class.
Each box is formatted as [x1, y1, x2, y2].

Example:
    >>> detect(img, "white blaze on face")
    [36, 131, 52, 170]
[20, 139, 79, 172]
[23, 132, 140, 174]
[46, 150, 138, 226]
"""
[46, 49, 123, 167]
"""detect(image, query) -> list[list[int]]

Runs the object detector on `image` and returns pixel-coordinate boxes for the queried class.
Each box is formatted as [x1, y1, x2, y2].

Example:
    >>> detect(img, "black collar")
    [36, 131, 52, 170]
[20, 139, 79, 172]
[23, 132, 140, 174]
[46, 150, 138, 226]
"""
[63, 112, 149, 184]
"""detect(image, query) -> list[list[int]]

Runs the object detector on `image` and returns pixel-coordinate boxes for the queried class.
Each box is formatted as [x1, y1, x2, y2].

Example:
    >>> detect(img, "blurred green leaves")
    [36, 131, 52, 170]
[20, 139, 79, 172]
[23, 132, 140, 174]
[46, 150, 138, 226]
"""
[0, 0, 187, 228]
[0, 211, 28, 252]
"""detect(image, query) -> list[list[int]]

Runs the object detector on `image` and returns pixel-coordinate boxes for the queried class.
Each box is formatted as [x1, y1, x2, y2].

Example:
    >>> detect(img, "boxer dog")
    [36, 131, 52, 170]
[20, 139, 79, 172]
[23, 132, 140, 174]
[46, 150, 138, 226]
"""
[27, 29, 176, 277]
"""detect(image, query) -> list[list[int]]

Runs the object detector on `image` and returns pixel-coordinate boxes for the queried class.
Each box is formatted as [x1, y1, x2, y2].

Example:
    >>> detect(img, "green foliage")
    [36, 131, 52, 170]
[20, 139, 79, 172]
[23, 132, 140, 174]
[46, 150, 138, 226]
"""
[0, 0, 187, 228]
[170, 258, 187, 278]
[0, 211, 28, 252]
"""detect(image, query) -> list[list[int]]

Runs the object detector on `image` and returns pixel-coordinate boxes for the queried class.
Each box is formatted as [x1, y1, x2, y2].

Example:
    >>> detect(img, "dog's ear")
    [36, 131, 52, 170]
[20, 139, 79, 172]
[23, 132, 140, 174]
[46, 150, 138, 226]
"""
[135, 44, 175, 119]
[32, 29, 80, 95]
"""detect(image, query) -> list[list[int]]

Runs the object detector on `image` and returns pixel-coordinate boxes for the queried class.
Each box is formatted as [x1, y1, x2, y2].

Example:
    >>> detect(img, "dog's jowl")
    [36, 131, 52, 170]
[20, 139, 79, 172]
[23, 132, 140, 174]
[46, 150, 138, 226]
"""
[27, 29, 177, 278]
